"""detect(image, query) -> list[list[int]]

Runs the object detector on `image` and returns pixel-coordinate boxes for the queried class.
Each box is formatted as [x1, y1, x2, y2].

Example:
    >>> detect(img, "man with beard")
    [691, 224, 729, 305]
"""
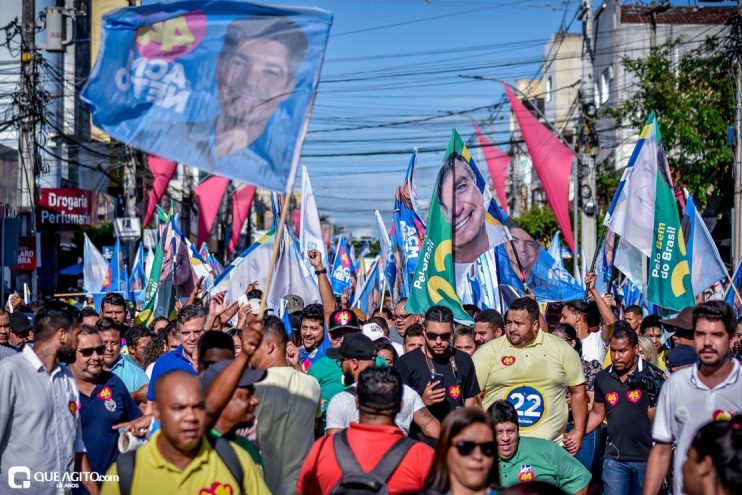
[397, 305, 480, 444]
[325, 333, 440, 439]
[0, 302, 99, 494]
[97, 318, 148, 403]
[70, 326, 142, 479]
[644, 301, 742, 495]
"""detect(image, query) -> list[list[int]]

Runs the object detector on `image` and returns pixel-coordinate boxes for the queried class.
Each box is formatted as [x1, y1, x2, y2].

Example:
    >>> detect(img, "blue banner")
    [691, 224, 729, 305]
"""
[82, 1, 332, 192]
[392, 150, 426, 298]
[330, 236, 353, 296]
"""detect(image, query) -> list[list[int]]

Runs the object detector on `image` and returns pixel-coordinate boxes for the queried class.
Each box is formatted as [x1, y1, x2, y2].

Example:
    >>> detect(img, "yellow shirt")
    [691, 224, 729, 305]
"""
[472, 330, 585, 443]
[101, 431, 270, 495]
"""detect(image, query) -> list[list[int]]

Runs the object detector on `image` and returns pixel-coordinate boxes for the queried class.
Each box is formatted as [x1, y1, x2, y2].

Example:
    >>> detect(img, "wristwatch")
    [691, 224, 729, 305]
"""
[315, 269, 327, 275]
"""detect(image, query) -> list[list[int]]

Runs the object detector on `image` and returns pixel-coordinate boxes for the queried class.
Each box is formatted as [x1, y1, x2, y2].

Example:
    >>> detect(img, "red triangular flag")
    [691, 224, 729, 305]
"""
[229, 185, 257, 255]
[195, 176, 229, 247]
[143, 155, 178, 226]
[505, 84, 575, 252]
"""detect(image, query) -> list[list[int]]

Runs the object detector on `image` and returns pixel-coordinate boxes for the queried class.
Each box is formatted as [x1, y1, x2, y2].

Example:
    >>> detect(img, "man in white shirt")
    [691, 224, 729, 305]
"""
[250, 316, 321, 495]
[325, 333, 440, 440]
[643, 301, 742, 495]
[0, 302, 98, 495]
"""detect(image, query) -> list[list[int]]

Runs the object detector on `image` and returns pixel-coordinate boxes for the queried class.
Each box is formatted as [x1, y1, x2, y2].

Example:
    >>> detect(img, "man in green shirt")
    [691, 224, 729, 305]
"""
[489, 400, 590, 495]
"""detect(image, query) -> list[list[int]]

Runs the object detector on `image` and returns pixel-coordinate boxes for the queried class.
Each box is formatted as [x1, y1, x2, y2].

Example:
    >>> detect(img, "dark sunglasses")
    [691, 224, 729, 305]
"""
[425, 332, 451, 342]
[78, 345, 105, 358]
[453, 440, 497, 457]
[394, 313, 412, 320]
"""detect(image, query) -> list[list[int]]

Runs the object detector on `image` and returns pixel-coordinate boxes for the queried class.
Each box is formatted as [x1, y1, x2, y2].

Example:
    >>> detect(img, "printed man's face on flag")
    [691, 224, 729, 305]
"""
[216, 18, 308, 144]
[437, 157, 487, 264]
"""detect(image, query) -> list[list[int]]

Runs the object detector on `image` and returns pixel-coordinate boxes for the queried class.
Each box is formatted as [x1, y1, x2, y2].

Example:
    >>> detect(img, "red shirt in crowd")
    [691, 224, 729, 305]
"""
[297, 422, 435, 495]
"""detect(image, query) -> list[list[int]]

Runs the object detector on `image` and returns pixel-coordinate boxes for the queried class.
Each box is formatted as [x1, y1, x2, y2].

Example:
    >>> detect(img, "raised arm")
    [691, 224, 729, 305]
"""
[585, 272, 616, 344]
[308, 249, 336, 326]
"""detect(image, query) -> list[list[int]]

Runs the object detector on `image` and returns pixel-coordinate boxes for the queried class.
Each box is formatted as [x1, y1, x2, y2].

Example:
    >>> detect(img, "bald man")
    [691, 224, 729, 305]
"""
[103, 316, 270, 495]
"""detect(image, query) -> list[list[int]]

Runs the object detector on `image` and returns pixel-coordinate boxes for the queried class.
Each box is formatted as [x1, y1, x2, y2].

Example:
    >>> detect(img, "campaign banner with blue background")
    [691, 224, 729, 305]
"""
[82, 1, 333, 192]
[392, 150, 426, 298]
[330, 236, 353, 296]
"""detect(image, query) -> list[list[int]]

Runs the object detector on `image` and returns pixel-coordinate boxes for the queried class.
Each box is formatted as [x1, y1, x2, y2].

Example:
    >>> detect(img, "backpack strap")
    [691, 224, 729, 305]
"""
[207, 434, 245, 495]
[332, 430, 364, 474]
[117, 450, 136, 495]
[370, 436, 415, 481]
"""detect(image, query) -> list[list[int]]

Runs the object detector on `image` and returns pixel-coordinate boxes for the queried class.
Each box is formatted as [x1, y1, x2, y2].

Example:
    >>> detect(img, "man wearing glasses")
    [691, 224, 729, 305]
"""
[489, 400, 590, 494]
[397, 305, 480, 444]
[70, 325, 141, 480]
[392, 298, 421, 344]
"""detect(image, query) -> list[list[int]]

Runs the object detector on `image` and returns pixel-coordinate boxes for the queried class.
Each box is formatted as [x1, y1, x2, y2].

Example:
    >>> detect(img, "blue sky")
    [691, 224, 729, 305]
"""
[291, 0, 582, 237]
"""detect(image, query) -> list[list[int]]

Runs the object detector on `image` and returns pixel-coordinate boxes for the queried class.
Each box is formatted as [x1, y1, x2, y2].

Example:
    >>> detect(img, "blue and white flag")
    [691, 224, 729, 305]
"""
[84, 234, 111, 294]
[682, 193, 728, 296]
[354, 258, 380, 316]
[82, 1, 333, 192]
[547, 231, 564, 270]
[269, 225, 320, 310]
[128, 242, 147, 298]
[392, 150, 426, 298]
[108, 238, 128, 292]
[329, 236, 353, 296]
[622, 278, 644, 308]
[212, 228, 275, 305]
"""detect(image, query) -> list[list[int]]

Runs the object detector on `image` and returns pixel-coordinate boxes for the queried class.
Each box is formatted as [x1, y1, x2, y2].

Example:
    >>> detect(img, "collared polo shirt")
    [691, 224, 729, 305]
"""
[499, 436, 591, 493]
[0, 346, 86, 495]
[593, 359, 655, 461]
[79, 371, 141, 476]
[109, 353, 149, 394]
[297, 422, 434, 495]
[147, 345, 197, 401]
[472, 330, 585, 443]
[0, 343, 18, 361]
[100, 431, 269, 495]
[652, 359, 742, 495]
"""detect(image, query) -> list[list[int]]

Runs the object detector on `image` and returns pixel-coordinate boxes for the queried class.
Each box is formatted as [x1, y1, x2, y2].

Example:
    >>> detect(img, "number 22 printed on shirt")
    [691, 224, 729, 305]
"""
[505, 386, 545, 428]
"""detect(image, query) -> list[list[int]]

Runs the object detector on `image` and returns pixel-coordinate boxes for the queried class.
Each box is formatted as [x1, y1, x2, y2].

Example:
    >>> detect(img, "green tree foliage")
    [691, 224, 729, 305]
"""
[512, 205, 559, 245]
[605, 36, 734, 210]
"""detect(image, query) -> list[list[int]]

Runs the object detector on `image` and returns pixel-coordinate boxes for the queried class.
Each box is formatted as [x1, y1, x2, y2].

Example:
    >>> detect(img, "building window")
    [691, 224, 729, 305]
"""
[545, 76, 552, 103]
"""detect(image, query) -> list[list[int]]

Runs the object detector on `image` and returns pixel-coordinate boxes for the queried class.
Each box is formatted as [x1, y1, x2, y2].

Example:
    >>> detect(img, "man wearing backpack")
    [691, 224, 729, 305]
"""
[297, 367, 434, 495]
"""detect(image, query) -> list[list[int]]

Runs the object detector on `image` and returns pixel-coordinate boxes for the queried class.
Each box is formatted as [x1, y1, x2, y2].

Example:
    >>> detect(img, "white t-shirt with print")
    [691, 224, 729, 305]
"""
[326, 383, 425, 434]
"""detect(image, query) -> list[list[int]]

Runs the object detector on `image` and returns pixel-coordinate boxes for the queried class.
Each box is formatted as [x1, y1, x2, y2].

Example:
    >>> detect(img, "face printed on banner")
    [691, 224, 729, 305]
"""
[215, 18, 306, 156]
[438, 158, 488, 264]
[506, 227, 539, 280]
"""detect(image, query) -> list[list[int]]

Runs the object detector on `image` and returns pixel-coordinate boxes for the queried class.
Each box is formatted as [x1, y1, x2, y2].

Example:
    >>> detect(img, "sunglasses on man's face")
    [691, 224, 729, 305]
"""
[425, 332, 451, 342]
[78, 345, 105, 358]
[453, 440, 497, 458]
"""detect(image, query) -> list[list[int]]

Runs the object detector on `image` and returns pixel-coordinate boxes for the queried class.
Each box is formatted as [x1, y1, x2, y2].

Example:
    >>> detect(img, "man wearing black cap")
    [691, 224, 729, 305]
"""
[326, 333, 440, 439]
[8, 310, 34, 350]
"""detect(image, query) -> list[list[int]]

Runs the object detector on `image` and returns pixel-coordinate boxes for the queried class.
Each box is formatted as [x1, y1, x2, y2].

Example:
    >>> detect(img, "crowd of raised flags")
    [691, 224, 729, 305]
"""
[78, 114, 740, 327]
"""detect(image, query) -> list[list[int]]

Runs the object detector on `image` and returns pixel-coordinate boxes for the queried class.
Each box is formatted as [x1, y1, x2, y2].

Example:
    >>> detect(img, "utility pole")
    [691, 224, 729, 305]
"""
[19, 0, 38, 298]
[579, 0, 597, 276]
[733, 1, 742, 267]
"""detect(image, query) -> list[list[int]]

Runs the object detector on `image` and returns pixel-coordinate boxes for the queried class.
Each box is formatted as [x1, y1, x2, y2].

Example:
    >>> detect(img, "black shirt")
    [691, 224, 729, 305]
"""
[396, 347, 480, 442]
[594, 359, 659, 461]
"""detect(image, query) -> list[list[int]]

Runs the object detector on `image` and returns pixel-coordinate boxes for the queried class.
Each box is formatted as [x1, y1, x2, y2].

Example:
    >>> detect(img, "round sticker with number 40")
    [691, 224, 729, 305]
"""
[505, 386, 546, 429]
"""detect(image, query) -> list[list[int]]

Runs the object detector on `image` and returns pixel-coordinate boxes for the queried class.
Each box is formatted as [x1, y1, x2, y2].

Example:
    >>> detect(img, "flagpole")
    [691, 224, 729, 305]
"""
[727, 274, 742, 308]
[258, 91, 320, 317]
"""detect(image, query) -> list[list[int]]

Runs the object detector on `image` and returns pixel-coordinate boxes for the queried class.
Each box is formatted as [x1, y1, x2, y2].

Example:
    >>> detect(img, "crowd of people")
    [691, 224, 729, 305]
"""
[0, 255, 741, 495]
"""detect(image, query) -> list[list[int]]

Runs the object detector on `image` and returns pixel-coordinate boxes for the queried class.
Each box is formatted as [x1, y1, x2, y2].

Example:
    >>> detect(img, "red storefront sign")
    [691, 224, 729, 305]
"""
[11, 237, 36, 271]
[37, 188, 94, 229]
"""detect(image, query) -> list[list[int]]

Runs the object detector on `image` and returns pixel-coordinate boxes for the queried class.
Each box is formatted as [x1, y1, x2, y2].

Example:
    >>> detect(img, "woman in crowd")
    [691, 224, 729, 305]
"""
[682, 415, 742, 495]
[637, 335, 660, 368]
[425, 407, 500, 495]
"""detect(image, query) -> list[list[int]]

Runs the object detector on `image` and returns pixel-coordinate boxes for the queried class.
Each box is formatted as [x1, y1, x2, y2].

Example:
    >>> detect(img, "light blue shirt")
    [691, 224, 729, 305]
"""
[109, 353, 149, 393]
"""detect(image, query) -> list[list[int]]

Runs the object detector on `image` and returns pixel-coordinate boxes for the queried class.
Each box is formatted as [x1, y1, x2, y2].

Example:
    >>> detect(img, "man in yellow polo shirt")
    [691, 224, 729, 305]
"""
[101, 370, 269, 495]
[472, 297, 587, 454]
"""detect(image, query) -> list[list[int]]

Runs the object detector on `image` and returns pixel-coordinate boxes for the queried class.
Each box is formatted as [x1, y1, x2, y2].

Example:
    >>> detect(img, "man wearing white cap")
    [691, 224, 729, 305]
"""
[363, 322, 404, 356]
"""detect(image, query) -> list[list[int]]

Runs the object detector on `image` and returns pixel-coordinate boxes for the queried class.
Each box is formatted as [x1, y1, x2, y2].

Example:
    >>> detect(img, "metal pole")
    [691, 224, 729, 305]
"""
[734, 1, 742, 267]
[573, 157, 580, 280]
[579, 0, 597, 278]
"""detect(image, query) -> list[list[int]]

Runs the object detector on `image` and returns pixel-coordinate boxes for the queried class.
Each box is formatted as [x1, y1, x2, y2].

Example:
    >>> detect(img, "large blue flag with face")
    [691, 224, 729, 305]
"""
[82, 1, 332, 192]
